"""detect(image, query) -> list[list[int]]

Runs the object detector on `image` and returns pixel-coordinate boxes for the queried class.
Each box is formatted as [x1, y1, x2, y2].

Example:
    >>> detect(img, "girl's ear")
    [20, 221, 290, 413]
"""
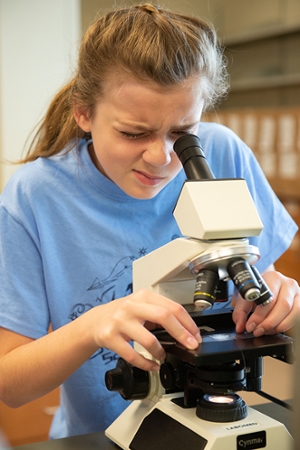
[73, 105, 91, 132]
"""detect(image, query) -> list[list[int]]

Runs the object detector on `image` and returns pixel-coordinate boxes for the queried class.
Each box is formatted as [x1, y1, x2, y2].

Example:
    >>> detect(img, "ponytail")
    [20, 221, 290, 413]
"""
[21, 79, 85, 163]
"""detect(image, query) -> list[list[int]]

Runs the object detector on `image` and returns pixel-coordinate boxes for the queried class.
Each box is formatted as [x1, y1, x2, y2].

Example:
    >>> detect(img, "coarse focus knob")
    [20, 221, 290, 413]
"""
[105, 358, 150, 400]
[105, 367, 124, 391]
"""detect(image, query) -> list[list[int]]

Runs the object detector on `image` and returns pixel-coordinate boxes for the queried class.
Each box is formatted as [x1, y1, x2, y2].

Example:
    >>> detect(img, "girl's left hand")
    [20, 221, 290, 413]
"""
[233, 269, 300, 337]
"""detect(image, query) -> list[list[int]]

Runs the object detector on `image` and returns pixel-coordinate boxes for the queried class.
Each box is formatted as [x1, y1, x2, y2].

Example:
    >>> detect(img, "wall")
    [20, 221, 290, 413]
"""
[81, 0, 300, 111]
[0, 4, 81, 444]
[215, 0, 300, 109]
[1, 0, 300, 193]
[0, 0, 81, 191]
[81, 0, 219, 35]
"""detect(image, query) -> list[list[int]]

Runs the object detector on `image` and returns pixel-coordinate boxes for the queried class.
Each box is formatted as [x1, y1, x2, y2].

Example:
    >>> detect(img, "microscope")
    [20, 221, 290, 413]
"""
[104, 135, 294, 450]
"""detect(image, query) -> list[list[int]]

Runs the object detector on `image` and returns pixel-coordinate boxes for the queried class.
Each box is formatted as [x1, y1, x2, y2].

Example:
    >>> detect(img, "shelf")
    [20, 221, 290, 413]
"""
[224, 23, 300, 46]
[230, 73, 300, 92]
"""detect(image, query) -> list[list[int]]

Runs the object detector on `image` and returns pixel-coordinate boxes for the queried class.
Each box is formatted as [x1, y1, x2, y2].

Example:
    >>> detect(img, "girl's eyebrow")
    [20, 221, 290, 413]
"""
[172, 122, 200, 130]
[117, 121, 200, 131]
[117, 122, 156, 131]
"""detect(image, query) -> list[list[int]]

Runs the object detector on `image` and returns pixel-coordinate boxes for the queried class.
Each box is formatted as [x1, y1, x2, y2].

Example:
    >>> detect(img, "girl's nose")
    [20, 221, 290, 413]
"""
[143, 139, 172, 167]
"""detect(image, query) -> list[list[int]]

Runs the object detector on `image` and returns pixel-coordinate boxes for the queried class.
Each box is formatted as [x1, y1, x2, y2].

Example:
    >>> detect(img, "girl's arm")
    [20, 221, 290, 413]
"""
[0, 289, 201, 407]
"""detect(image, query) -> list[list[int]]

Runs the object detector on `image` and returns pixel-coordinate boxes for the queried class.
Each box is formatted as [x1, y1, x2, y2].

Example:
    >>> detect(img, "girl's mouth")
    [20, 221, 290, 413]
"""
[133, 170, 164, 186]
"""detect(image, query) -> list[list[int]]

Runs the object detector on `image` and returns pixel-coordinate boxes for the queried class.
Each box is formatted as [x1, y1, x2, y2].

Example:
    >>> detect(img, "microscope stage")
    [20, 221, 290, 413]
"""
[153, 309, 293, 367]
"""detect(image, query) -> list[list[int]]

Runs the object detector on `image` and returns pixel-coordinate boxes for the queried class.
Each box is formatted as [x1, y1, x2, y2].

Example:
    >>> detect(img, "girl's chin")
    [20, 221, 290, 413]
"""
[123, 185, 163, 200]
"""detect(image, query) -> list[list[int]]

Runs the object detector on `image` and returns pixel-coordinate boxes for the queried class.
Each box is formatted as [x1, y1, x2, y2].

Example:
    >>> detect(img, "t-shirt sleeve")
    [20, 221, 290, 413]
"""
[200, 123, 298, 273]
[242, 150, 298, 272]
[0, 205, 50, 338]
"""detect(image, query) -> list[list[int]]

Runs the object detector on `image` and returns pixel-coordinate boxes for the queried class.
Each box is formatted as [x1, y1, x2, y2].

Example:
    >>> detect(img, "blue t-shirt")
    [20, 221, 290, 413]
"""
[0, 122, 297, 438]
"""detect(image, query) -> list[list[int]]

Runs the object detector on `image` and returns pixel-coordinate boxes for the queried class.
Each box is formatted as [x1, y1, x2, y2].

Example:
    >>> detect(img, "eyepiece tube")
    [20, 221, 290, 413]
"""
[173, 134, 215, 180]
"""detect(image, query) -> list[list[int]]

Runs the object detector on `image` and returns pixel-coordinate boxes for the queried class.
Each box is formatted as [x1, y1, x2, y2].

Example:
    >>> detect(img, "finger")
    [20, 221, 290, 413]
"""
[111, 338, 161, 372]
[246, 277, 299, 336]
[119, 322, 166, 362]
[245, 301, 278, 336]
[250, 293, 298, 336]
[158, 303, 201, 347]
[232, 297, 254, 333]
[122, 301, 201, 349]
[137, 290, 201, 343]
[272, 293, 300, 333]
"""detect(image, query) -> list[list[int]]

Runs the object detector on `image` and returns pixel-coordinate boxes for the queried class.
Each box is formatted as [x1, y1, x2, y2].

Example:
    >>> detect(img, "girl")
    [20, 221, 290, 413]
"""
[0, 3, 299, 439]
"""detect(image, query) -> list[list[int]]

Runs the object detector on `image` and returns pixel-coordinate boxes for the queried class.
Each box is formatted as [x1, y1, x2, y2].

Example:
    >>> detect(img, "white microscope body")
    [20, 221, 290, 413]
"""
[105, 135, 294, 450]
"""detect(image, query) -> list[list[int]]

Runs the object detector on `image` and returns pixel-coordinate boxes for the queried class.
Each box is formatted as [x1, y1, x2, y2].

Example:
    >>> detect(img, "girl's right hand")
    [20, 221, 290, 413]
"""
[85, 289, 201, 371]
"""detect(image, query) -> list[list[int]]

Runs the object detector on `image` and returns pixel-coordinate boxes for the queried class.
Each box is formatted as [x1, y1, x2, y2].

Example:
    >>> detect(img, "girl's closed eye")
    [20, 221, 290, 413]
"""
[173, 130, 188, 136]
[120, 131, 147, 139]
[172, 130, 194, 138]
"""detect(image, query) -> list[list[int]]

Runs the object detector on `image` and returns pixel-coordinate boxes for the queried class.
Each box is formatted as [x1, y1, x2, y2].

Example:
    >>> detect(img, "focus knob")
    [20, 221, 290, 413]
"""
[105, 358, 150, 400]
[105, 367, 124, 391]
[159, 362, 177, 390]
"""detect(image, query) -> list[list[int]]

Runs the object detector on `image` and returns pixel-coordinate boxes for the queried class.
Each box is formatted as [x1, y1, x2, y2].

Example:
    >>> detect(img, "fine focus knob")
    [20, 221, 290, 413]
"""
[159, 362, 177, 390]
[105, 358, 150, 400]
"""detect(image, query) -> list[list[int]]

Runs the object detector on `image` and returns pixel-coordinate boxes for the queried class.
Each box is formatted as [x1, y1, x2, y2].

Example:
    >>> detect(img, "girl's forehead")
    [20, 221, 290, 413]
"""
[101, 71, 202, 97]
[93, 73, 205, 130]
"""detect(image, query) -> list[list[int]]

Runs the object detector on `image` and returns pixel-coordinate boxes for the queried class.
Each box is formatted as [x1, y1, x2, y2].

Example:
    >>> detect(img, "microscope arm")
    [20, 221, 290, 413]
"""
[133, 236, 260, 306]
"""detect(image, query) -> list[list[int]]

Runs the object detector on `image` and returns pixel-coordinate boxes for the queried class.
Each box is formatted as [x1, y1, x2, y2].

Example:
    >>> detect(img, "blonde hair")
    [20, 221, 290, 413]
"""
[23, 3, 228, 163]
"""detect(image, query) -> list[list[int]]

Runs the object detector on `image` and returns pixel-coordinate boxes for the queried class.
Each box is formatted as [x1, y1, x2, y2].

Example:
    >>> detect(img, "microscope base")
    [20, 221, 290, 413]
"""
[105, 393, 293, 450]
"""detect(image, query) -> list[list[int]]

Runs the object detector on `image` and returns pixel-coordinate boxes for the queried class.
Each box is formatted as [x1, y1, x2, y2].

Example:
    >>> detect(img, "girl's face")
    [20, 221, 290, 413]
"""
[75, 74, 205, 199]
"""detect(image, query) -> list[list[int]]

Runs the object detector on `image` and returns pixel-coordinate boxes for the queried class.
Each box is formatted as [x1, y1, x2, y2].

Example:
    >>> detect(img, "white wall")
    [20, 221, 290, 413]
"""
[0, 0, 81, 191]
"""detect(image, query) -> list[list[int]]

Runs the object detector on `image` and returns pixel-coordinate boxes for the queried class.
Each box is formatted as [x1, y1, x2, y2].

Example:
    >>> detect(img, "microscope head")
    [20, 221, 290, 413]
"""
[173, 134, 263, 240]
[173, 179, 263, 240]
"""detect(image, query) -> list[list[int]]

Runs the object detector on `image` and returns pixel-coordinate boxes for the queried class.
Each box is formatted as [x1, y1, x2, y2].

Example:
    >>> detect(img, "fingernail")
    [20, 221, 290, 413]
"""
[186, 336, 198, 349]
[159, 351, 166, 361]
[253, 327, 265, 337]
[247, 322, 256, 333]
[150, 363, 160, 372]
[196, 332, 202, 343]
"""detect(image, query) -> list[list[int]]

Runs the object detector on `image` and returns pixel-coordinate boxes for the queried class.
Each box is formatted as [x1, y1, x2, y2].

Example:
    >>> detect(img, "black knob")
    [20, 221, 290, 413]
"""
[159, 362, 177, 390]
[105, 367, 124, 391]
[105, 358, 150, 400]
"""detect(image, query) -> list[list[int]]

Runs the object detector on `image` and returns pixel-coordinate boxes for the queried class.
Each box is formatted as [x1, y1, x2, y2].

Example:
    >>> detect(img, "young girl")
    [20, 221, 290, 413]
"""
[0, 3, 299, 440]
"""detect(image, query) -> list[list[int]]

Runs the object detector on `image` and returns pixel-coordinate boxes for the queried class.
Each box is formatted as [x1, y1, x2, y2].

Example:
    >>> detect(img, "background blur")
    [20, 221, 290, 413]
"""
[0, 0, 299, 446]
[1, 0, 300, 190]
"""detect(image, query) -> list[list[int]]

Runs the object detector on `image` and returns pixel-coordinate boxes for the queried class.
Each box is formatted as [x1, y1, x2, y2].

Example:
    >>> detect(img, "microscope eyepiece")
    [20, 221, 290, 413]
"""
[173, 134, 215, 180]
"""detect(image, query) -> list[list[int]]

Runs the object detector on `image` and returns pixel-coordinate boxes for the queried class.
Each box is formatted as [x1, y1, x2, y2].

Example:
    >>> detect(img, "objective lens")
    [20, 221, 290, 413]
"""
[227, 258, 260, 301]
[251, 266, 273, 306]
[215, 279, 228, 303]
[193, 269, 219, 310]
